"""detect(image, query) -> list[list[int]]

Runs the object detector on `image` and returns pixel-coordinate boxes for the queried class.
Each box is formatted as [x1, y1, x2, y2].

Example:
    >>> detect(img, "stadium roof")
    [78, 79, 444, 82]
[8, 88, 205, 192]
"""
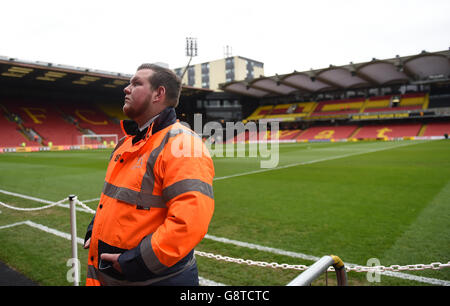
[0, 56, 212, 96]
[220, 49, 450, 98]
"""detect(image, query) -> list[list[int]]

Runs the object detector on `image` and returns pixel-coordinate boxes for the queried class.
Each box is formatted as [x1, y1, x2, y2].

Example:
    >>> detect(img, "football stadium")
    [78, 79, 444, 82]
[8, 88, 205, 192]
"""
[0, 46, 449, 289]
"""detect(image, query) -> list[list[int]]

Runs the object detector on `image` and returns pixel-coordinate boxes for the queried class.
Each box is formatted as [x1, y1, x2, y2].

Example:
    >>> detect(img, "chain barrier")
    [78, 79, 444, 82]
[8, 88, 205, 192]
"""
[194, 250, 450, 273]
[344, 262, 450, 273]
[0, 198, 67, 211]
[74, 199, 96, 214]
[1, 196, 449, 274]
[0, 197, 96, 214]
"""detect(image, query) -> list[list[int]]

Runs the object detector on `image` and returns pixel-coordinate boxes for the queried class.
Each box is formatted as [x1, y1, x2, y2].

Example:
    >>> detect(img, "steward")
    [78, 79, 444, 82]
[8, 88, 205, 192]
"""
[84, 64, 214, 286]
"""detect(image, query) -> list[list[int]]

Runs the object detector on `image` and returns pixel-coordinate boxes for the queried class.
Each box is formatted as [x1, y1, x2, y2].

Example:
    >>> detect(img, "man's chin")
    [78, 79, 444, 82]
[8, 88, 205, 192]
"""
[123, 105, 134, 118]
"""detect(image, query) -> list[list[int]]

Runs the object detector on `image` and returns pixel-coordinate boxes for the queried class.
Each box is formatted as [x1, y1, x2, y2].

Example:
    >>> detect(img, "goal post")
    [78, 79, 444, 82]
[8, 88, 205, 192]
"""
[79, 134, 118, 147]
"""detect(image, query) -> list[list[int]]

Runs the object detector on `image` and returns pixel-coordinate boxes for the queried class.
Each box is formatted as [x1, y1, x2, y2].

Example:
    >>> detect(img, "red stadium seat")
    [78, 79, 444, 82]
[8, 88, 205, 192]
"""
[0, 108, 37, 147]
[353, 123, 422, 139]
[59, 102, 123, 137]
[2, 99, 84, 145]
[422, 122, 450, 137]
[296, 125, 358, 140]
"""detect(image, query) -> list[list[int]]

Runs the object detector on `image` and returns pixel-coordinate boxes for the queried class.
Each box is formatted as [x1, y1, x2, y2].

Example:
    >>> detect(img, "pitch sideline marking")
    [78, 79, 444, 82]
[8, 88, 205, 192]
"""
[214, 140, 430, 181]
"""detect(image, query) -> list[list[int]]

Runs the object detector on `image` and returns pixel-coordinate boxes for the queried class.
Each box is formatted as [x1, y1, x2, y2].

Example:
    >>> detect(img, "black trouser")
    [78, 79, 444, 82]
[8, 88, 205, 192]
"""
[149, 260, 199, 286]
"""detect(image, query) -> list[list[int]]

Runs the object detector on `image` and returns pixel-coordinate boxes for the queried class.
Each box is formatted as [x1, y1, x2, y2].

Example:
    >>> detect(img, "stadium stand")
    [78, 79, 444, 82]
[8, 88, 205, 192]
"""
[0, 106, 37, 147]
[310, 98, 364, 117]
[226, 120, 447, 142]
[245, 93, 430, 122]
[362, 95, 392, 112]
[227, 128, 304, 143]
[400, 93, 428, 108]
[225, 130, 254, 143]
[0, 49, 449, 150]
[421, 121, 450, 137]
[0, 98, 125, 148]
[247, 102, 318, 121]
[294, 102, 316, 114]
[268, 103, 290, 115]
[96, 101, 128, 121]
[296, 125, 359, 141]
[279, 129, 303, 141]
[352, 123, 422, 139]
[363, 93, 427, 113]
[2, 99, 84, 146]
[58, 102, 123, 137]
[258, 129, 305, 141]
[246, 105, 273, 121]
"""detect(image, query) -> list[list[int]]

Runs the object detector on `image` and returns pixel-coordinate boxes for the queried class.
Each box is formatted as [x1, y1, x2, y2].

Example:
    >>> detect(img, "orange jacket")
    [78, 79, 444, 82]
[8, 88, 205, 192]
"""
[85, 107, 214, 285]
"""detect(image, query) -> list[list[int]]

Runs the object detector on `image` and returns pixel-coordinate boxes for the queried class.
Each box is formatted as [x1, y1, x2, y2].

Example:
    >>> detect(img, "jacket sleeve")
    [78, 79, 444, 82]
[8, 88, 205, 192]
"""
[153, 133, 215, 264]
[118, 132, 214, 280]
[84, 214, 95, 246]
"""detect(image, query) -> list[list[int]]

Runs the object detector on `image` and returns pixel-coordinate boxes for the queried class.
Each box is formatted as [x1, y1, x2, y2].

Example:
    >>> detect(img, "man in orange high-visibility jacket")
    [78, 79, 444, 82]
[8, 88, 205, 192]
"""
[83, 64, 214, 286]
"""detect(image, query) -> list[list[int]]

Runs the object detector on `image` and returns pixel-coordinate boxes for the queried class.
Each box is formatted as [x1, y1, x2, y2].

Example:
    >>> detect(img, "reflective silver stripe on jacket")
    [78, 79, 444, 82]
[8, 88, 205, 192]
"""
[139, 234, 168, 274]
[139, 127, 200, 201]
[103, 178, 213, 209]
[103, 126, 208, 209]
[102, 181, 165, 209]
[162, 179, 214, 203]
[87, 264, 99, 281]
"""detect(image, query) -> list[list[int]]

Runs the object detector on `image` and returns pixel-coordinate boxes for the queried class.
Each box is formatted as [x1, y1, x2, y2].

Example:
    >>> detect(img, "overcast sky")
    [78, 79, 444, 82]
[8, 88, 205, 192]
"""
[1, 0, 449, 76]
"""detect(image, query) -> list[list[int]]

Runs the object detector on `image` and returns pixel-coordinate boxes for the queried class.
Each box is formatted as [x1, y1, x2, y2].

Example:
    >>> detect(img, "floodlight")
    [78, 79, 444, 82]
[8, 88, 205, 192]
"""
[186, 37, 198, 57]
[180, 37, 198, 81]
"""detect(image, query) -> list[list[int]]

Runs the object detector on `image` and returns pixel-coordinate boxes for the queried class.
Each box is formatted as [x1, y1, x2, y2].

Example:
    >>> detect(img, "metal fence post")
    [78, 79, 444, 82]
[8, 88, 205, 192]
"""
[68, 195, 79, 286]
[287, 255, 347, 286]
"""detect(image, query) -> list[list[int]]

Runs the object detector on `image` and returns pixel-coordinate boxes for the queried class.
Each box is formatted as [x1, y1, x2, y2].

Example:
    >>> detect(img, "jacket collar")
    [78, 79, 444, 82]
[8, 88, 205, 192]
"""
[121, 107, 177, 138]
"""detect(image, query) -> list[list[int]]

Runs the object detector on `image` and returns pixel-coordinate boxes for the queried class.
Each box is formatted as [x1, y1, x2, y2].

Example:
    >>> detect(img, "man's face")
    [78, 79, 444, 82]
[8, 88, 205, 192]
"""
[123, 69, 155, 121]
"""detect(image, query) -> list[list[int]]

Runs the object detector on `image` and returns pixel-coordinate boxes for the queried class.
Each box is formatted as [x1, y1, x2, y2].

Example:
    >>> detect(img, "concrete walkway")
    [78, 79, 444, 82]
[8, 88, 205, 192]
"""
[0, 261, 37, 286]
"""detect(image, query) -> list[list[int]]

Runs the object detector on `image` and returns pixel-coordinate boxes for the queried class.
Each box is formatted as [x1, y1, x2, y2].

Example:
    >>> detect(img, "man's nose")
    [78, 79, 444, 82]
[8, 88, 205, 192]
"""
[123, 85, 131, 94]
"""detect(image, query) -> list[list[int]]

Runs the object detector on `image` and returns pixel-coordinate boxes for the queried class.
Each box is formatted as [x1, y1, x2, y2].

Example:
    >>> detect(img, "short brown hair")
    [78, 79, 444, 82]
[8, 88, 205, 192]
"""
[137, 63, 182, 107]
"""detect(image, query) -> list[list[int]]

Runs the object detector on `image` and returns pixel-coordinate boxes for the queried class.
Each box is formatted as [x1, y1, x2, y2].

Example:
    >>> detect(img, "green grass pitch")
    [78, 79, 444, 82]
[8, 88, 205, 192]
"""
[0, 139, 449, 286]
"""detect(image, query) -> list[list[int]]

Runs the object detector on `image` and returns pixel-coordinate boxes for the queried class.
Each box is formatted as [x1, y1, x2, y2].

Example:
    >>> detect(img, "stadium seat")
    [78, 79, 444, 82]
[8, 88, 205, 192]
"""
[399, 93, 426, 107]
[258, 129, 303, 141]
[278, 129, 303, 141]
[2, 99, 84, 146]
[0, 108, 37, 147]
[264, 103, 312, 120]
[295, 102, 317, 116]
[96, 101, 128, 121]
[296, 125, 358, 141]
[310, 98, 365, 117]
[421, 122, 450, 137]
[227, 128, 303, 143]
[59, 102, 123, 137]
[269, 104, 290, 115]
[363, 105, 424, 113]
[363, 93, 427, 113]
[246, 105, 273, 121]
[352, 123, 422, 139]
[246, 102, 319, 121]
[363, 95, 391, 111]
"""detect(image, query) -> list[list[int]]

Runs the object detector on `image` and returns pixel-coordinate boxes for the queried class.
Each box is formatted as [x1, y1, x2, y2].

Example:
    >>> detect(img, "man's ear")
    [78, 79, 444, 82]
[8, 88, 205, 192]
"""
[153, 86, 166, 104]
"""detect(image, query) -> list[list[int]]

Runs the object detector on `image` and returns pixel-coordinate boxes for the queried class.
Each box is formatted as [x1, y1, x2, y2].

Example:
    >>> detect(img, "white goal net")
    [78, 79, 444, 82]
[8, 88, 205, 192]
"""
[78, 134, 118, 147]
